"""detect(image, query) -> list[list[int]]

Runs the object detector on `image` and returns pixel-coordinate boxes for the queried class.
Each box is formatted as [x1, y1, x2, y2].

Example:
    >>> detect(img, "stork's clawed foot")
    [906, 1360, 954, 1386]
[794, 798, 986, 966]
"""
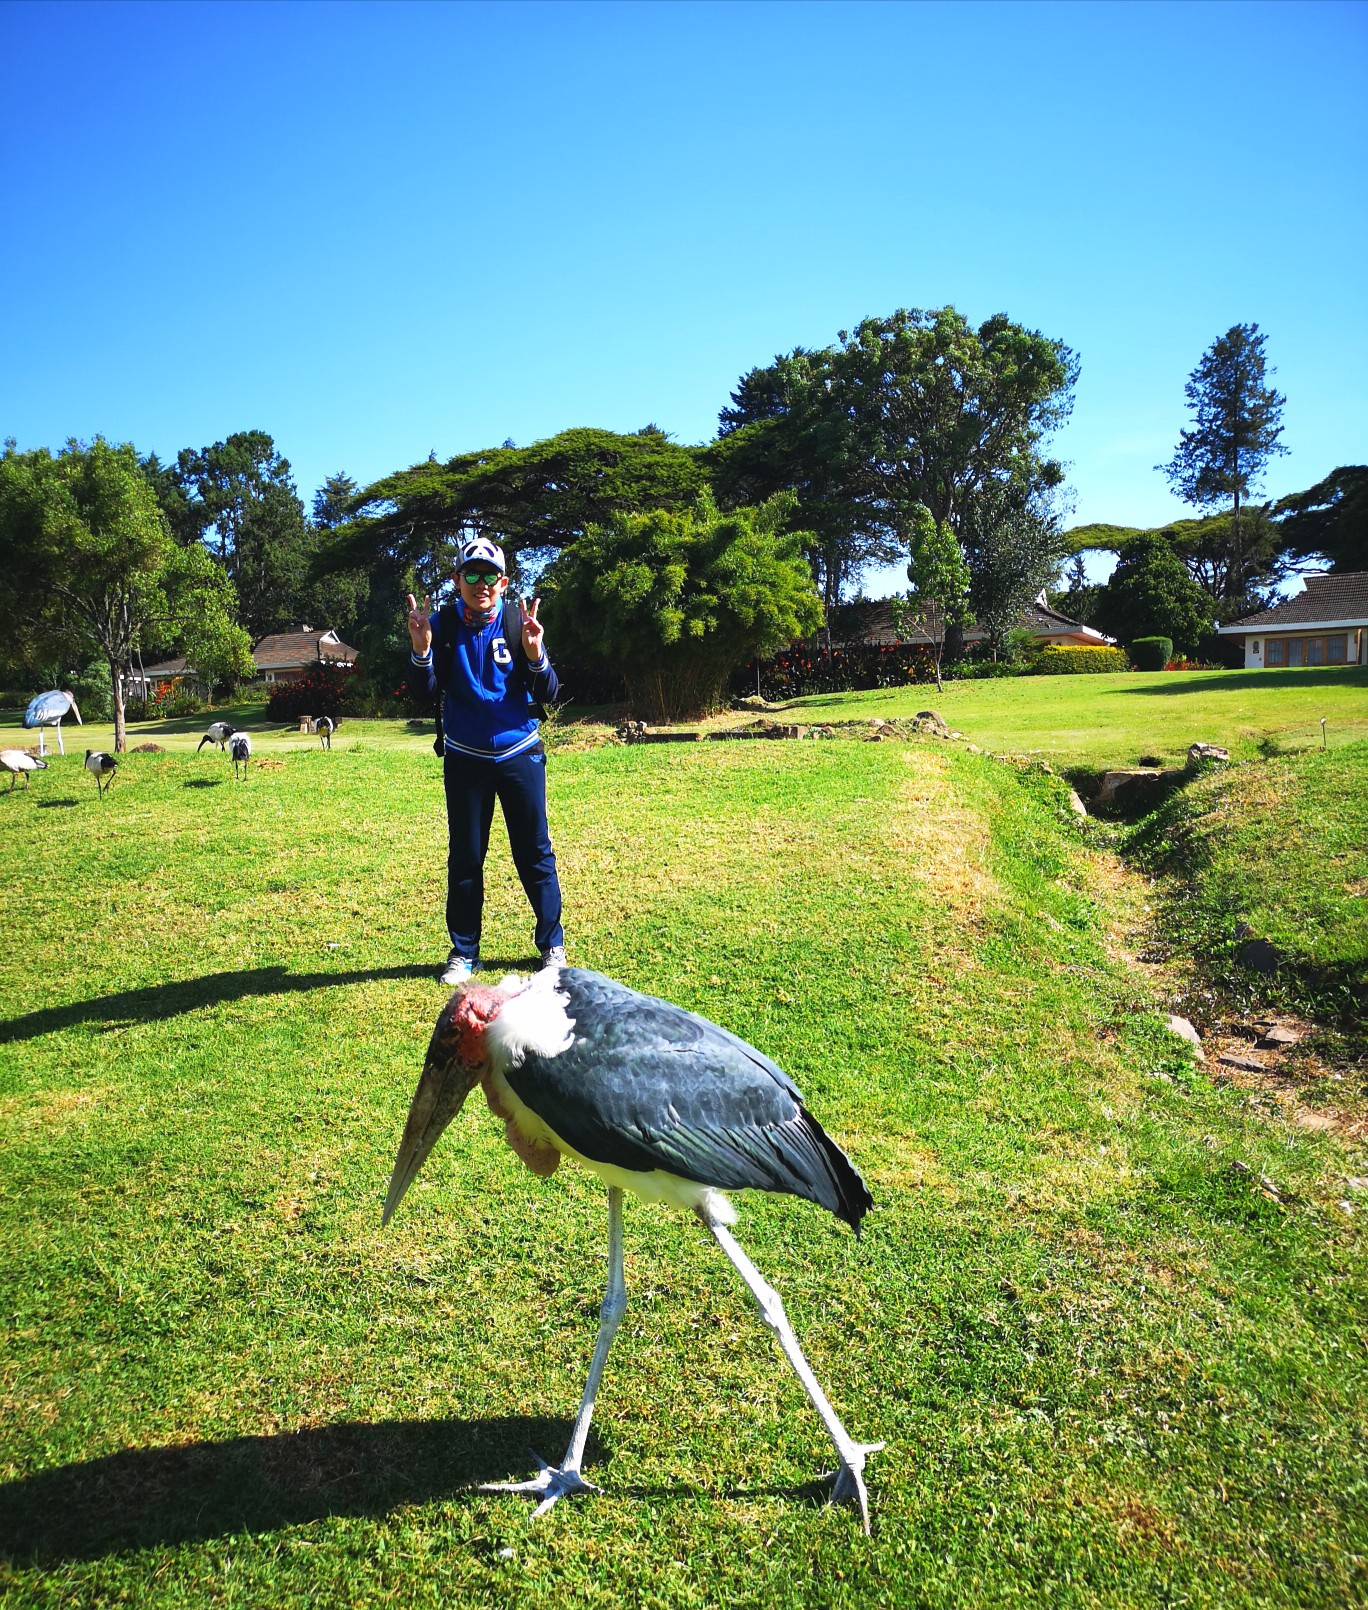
[822, 1440, 885, 1535]
[478, 1451, 601, 1519]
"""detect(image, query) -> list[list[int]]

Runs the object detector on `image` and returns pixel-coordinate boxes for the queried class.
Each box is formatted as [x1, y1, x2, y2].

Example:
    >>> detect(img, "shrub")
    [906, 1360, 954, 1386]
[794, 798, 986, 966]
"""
[140, 680, 202, 718]
[1131, 636, 1174, 672]
[264, 666, 358, 722]
[1033, 645, 1131, 675]
[732, 642, 939, 701]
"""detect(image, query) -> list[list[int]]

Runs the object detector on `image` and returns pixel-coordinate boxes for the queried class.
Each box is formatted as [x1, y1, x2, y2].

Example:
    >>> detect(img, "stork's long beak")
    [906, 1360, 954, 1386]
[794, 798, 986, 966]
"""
[69, 700, 82, 725]
[381, 1042, 480, 1227]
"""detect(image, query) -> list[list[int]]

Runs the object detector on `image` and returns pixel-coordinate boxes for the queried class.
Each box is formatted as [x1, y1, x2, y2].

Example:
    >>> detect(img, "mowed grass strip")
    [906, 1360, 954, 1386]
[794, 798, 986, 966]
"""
[0, 737, 1364, 1608]
[770, 664, 1368, 769]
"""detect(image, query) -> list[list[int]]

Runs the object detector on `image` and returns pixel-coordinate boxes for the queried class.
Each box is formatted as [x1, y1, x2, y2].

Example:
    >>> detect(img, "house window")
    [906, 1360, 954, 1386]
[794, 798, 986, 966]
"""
[1266, 639, 1286, 666]
[1328, 635, 1347, 663]
[1306, 637, 1324, 665]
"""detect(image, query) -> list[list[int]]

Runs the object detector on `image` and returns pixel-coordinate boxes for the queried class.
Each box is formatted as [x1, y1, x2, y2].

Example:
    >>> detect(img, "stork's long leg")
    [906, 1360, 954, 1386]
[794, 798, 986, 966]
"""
[698, 1207, 883, 1535]
[481, 1185, 627, 1517]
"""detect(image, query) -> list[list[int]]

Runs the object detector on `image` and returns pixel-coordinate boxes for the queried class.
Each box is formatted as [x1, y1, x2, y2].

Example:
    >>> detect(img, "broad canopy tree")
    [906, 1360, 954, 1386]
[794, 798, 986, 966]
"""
[714, 306, 1077, 609]
[316, 427, 711, 590]
[1273, 466, 1367, 574]
[541, 492, 822, 722]
[0, 439, 254, 751]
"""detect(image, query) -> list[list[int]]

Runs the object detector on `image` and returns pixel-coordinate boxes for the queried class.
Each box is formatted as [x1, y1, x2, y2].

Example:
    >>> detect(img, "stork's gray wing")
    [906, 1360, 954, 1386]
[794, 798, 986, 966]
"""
[502, 969, 870, 1230]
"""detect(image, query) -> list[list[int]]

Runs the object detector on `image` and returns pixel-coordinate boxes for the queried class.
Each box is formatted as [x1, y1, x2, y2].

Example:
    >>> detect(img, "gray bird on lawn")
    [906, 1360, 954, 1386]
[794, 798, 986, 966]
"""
[316, 716, 339, 749]
[0, 749, 48, 790]
[84, 749, 117, 797]
[24, 690, 81, 756]
[229, 732, 252, 778]
[383, 966, 882, 1531]
[197, 721, 238, 753]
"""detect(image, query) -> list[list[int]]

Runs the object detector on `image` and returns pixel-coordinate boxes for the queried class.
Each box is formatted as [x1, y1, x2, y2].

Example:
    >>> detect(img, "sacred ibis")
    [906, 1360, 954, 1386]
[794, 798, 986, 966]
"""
[84, 750, 117, 797]
[316, 716, 339, 749]
[24, 690, 81, 756]
[229, 732, 252, 778]
[383, 967, 882, 1531]
[1, 749, 48, 791]
[197, 721, 237, 753]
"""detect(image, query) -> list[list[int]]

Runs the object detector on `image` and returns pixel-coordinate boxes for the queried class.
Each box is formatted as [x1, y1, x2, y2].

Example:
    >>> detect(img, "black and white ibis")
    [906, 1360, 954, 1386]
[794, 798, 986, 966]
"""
[24, 690, 81, 756]
[229, 732, 252, 778]
[197, 721, 238, 752]
[383, 967, 882, 1531]
[84, 749, 116, 797]
[316, 716, 339, 749]
[0, 749, 48, 790]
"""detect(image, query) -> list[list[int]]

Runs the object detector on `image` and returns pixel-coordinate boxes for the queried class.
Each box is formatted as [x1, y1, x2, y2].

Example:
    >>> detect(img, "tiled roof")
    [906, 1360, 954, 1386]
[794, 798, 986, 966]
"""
[252, 629, 359, 671]
[1221, 572, 1368, 631]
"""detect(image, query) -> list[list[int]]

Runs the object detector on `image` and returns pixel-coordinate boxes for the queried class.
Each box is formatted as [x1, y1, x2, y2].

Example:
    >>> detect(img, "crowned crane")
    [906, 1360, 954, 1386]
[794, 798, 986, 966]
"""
[1, 749, 48, 791]
[229, 732, 252, 778]
[383, 967, 883, 1531]
[316, 715, 339, 750]
[84, 749, 116, 797]
[197, 721, 237, 753]
[24, 690, 81, 757]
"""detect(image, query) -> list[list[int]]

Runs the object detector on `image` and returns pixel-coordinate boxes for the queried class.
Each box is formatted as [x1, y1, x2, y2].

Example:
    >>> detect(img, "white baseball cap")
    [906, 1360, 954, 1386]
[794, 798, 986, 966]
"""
[459, 537, 506, 573]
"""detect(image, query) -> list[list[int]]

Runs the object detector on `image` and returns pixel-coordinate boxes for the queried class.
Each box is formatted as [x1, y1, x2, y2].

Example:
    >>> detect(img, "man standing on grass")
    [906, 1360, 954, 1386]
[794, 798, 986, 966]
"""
[406, 536, 566, 986]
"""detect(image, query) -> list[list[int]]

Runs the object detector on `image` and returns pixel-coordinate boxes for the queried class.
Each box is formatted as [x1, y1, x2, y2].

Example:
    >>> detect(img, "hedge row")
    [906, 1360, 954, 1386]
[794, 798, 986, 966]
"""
[1033, 644, 1132, 675]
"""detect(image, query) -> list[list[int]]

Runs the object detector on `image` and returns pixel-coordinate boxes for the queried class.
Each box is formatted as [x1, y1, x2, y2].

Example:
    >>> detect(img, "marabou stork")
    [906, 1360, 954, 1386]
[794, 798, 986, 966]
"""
[384, 966, 883, 1531]
[1, 749, 48, 790]
[84, 749, 117, 797]
[229, 732, 252, 778]
[24, 690, 81, 756]
[316, 716, 339, 749]
[197, 721, 238, 753]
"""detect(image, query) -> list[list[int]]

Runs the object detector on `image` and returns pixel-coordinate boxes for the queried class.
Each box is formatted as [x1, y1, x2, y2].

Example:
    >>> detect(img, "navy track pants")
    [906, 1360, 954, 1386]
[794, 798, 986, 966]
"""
[442, 744, 564, 961]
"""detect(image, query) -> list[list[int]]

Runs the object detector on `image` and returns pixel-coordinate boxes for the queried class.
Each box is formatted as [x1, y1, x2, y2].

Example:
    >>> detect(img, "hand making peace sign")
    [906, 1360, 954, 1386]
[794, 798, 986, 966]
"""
[406, 594, 433, 657]
[520, 597, 544, 662]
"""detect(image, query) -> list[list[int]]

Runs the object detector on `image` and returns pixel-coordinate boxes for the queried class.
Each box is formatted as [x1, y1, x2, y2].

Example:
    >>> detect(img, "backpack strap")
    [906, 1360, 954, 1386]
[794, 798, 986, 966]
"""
[503, 595, 547, 721]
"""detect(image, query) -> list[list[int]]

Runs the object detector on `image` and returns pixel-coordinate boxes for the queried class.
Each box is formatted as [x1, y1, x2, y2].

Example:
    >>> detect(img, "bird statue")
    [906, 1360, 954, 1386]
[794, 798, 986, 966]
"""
[0, 749, 48, 791]
[229, 732, 252, 778]
[84, 749, 117, 797]
[23, 690, 81, 756]
[196, 721, 238, 753]
[316, 715, 339, 750]
[383, 966, 883, 1531]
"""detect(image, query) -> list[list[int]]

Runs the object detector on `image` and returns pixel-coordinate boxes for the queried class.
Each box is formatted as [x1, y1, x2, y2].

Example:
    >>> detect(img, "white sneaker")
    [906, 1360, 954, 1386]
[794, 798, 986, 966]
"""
[539, 944, 567, 971]
[439, 951, 479, 987]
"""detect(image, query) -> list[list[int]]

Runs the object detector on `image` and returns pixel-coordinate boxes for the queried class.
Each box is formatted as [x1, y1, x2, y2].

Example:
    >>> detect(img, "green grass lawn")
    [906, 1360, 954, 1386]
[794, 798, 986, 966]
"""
[768, 665, 1368, 770]
[1, 723, 1365, 1607]
[1129, 739, 1368, 1026]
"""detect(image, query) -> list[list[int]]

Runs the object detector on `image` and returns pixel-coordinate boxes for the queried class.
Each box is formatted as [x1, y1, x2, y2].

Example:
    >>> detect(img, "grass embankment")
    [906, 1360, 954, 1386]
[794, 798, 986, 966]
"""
[768, 664, 1368, 770]
[1, 737, 1365, 1607]
[1129, 740, 1368, 1030]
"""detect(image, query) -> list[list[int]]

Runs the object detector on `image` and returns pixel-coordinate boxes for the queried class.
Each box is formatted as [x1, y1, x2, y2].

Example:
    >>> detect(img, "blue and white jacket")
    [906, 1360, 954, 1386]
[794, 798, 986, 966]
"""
[410, 599, 560, 763]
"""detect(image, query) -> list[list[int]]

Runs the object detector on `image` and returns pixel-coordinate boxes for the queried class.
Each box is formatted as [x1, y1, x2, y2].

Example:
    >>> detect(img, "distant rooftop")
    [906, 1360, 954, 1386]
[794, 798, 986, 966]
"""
[1220, 572, 1368, 632]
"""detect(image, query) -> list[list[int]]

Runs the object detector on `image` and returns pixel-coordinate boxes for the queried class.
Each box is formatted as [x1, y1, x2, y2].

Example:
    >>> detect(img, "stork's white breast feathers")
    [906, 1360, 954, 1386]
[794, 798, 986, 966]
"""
[486, 969, 576, 1070]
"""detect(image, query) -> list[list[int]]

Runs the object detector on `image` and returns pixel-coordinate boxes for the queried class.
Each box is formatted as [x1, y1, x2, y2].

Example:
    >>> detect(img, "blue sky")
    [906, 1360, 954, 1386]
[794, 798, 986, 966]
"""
[2, 0, 1364, 594]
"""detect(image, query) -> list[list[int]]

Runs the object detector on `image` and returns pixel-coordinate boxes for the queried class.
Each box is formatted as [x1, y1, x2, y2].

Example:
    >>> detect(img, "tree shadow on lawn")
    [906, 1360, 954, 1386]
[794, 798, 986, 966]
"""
[0, 1416, 823, 1562]
[1119, 666, 1368, 696]
[0, 964, 440, 1045]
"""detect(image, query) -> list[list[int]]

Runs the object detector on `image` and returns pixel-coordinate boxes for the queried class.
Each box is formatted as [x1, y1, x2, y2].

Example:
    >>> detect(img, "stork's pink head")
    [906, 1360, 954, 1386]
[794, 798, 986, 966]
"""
[447, 982, 508, 1067]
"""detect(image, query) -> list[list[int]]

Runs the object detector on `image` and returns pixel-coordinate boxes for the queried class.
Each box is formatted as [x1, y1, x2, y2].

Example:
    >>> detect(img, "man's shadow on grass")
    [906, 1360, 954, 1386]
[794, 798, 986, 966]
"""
[0, 1416, 822, 1562]
[0, 958, 547, 1045]
[0, 964, 436, 1045]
